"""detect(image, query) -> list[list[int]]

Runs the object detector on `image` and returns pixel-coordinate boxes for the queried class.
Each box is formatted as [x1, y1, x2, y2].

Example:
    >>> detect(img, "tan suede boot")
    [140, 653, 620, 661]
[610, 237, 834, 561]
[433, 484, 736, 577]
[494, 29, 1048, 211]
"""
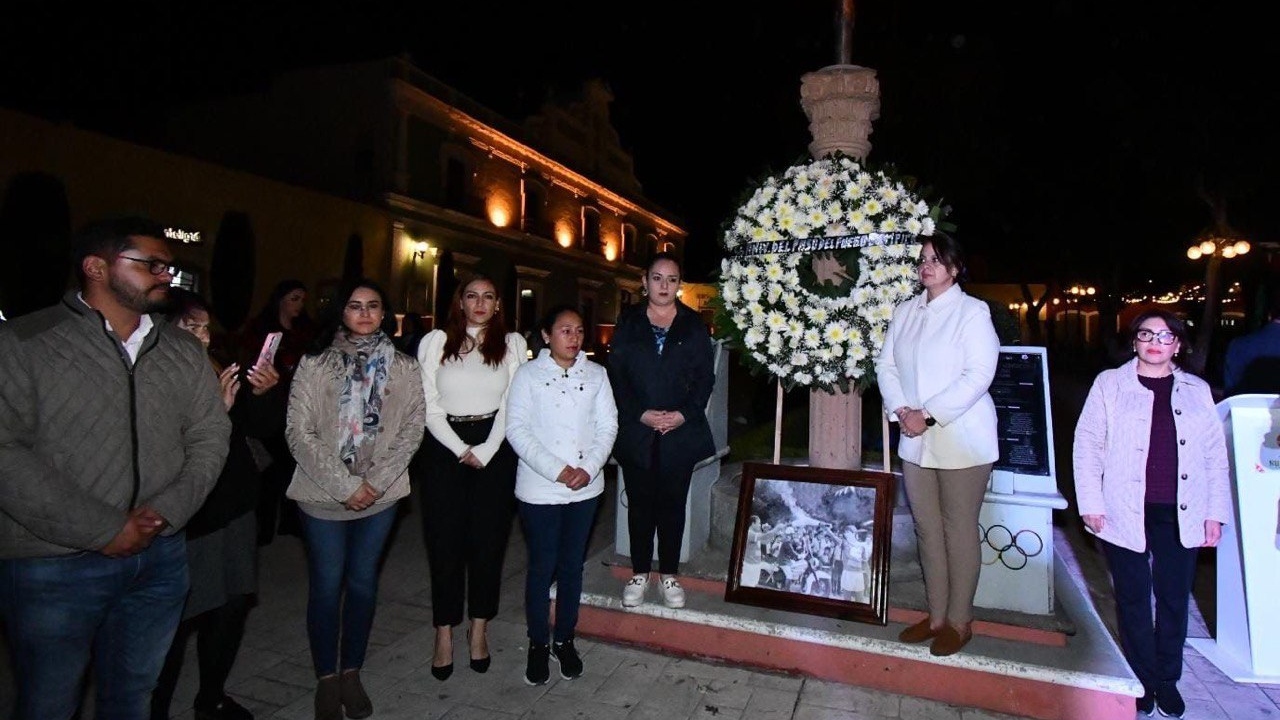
[339, 669, 373, 719]
[314, 675, 341, 720]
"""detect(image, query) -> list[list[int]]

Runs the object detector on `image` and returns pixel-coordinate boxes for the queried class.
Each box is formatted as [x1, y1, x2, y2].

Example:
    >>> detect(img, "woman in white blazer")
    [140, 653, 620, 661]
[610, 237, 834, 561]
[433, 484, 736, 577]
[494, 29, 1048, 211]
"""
[874, 232, 999, 657]
[505, 305, 618, 687]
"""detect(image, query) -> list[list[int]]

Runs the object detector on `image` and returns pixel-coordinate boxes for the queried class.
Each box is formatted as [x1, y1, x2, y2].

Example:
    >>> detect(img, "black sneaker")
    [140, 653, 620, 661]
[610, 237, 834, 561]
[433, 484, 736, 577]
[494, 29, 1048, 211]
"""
[524, 643, 550, 686]
[1137, 685, 1156, 716]
[551, 639, 584, 679]
[1156, 682, 1185, 718]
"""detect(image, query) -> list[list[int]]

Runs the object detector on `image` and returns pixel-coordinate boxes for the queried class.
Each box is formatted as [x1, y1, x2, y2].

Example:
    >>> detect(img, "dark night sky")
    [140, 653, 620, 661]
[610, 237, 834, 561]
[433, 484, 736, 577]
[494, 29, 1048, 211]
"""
[2, 1, 1276, 285]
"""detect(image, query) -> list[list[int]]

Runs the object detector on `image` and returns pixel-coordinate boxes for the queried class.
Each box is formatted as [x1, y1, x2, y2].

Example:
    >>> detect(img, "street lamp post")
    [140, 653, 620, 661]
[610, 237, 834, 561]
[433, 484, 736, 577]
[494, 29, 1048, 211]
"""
[1186, 236, 1250, 374]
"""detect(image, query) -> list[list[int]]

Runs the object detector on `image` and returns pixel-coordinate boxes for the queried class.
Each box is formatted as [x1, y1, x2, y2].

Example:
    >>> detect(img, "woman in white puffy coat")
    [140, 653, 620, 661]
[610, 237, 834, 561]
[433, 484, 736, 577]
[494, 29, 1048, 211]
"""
[505, 305, 618, 686]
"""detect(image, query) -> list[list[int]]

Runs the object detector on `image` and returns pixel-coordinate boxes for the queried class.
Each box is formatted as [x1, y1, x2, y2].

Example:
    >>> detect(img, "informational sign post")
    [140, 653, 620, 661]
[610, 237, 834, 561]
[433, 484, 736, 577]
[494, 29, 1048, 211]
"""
[975, 347, 1067, 615]
[989, 348, 1056, 493]
[1188, 394, 1280, 683]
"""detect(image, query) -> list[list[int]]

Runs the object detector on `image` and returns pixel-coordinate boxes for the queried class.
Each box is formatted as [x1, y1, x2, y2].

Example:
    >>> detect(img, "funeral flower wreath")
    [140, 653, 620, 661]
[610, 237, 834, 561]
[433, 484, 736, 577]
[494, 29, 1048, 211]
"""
[715, 153, 949, 393]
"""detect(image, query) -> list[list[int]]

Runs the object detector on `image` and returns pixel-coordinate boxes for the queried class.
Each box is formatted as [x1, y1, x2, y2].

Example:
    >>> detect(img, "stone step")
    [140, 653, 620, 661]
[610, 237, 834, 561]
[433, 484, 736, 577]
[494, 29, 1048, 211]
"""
[573, 530, 1141, 720]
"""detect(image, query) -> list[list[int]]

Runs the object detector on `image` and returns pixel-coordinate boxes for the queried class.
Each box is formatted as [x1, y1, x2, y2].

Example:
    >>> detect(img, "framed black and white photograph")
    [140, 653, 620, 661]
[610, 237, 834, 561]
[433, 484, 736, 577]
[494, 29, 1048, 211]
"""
[725, 462, 895, 625]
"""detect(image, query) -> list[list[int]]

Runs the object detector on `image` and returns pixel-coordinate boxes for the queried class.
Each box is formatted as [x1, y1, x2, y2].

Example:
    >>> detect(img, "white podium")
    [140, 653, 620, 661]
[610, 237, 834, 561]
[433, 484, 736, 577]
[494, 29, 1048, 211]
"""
[973, 346, 1068, 615]
[1188, 394, 1280, 684]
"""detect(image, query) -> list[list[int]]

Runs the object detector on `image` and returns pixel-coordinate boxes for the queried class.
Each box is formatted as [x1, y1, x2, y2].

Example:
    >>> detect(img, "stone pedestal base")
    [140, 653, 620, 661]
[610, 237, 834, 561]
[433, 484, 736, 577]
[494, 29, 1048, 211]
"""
[809, 388, 861, 471]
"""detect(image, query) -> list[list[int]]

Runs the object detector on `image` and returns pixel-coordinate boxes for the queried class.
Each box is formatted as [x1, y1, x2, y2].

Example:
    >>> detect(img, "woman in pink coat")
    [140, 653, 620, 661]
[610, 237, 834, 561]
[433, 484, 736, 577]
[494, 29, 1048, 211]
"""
[1073, 309, 1231, 719]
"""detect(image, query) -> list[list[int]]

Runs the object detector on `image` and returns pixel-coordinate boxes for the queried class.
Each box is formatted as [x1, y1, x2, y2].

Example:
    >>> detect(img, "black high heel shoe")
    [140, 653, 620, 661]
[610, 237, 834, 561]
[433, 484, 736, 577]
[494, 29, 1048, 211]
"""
[431, 630, 454, 681]
[468, 628, 491, 673]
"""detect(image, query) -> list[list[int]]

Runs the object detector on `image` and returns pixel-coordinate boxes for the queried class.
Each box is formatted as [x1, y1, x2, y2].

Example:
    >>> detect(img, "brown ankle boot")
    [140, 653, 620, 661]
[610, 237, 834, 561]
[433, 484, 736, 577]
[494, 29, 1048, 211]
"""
[314, 676, 341, 720]
[339, 670, 372, 719]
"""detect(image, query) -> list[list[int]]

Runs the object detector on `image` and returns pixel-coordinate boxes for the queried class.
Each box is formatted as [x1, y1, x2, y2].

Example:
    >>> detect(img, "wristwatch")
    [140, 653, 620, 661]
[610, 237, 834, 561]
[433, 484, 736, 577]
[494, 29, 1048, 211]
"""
[922, 409, 936, 427]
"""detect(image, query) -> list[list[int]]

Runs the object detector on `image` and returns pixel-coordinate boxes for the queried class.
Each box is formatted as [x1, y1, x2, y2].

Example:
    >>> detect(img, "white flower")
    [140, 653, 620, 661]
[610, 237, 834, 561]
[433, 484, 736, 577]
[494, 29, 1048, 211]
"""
[744, 327, 765, 347]
[742, 281, 763, 302]
[905, 217, 923, 235]
[863, 198, 883, 216]
[804, 328, 822, 348]
[766, 311, 787, 331]
[824, 323, 849, 344]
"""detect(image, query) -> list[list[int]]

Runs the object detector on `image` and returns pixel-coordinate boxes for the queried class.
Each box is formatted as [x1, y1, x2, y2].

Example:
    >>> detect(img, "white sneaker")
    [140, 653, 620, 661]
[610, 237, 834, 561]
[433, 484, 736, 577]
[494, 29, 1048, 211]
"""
[622, 574, 649, 608]
[660, 576, 686, 608]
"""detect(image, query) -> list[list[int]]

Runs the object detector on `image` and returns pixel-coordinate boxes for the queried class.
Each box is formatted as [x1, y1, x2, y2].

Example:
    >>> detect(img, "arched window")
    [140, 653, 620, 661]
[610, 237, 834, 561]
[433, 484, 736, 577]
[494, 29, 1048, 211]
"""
[643, 233, 659, 267]
[622, 223, 639, 266]
[582, 207, 602, 254]
[523, 180, 550, 238]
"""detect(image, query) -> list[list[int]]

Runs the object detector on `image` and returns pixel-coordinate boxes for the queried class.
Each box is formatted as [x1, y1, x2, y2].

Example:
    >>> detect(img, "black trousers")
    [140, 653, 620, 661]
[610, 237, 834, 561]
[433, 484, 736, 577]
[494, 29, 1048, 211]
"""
[256, 432, 301, 544]
[621, 448, 696, 576]
[151, 594, 253, 720]
[1101, 503, 1199, 689]
[412, 417, 517, 627]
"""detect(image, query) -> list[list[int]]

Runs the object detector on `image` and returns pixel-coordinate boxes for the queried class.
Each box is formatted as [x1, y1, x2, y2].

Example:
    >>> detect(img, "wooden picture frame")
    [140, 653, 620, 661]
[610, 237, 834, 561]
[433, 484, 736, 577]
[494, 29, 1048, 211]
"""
[725, 462, 896, 625]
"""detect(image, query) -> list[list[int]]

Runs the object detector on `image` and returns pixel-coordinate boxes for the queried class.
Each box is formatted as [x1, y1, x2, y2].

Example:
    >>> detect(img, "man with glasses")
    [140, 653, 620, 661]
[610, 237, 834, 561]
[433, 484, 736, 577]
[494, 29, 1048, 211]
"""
[0, 216, 230, 719]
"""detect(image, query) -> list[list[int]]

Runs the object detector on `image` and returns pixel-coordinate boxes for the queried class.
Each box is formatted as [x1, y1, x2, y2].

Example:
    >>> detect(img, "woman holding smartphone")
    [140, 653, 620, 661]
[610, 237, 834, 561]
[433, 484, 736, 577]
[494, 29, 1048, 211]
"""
[153, 289, 282, 720]
[244, 279, 317, 544]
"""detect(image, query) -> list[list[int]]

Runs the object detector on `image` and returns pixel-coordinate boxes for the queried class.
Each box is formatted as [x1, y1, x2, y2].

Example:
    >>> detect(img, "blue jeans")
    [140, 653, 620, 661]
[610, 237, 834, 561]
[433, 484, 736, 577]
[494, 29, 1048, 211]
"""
[518, 497, 599, 645]
[300, 506, 398, 676]
[0, 533, 189, 720]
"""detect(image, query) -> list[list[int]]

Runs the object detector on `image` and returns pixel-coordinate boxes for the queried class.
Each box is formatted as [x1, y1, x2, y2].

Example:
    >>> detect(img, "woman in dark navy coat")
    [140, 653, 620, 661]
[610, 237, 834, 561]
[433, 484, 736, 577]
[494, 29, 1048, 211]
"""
[607, 252, 714, 610]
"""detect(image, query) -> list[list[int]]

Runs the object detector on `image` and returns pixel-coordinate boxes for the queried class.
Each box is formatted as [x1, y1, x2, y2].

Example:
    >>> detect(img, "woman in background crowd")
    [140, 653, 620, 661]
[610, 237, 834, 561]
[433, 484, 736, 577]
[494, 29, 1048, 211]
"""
[285, 279, 424, 720]
[875, 231, 999, 657]
[505, 304, 617, 686]
[1074, 309, 1231, 718]
[243, 279, 316, 544]
[414, 273, 526, 679]
[608, 252, 715, 610]
[152, 289, 282, 720]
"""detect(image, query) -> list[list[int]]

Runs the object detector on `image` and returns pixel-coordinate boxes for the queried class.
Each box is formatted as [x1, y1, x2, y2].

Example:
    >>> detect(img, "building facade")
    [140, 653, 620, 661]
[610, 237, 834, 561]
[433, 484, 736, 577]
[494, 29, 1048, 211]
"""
[0, 57, 687, 348]
[159, 56, 687, 340]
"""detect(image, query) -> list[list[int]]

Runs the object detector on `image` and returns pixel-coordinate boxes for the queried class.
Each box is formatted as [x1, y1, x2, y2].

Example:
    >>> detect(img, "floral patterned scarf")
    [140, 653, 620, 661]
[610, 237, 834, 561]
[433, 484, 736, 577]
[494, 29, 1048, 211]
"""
[334, 329, 396, 476]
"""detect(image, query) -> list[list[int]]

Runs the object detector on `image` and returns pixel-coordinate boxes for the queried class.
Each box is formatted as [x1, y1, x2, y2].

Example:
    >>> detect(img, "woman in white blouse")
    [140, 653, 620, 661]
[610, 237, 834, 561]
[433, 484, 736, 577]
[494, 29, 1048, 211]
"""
[874, 232, 999, 657]
[505, 305, 617, 686]
[413, 274, 527, 680]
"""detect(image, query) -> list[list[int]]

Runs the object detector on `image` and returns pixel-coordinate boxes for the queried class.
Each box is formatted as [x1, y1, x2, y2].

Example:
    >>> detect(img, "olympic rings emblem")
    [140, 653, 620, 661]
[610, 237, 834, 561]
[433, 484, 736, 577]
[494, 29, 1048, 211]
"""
[978, 524, 1044, 570]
